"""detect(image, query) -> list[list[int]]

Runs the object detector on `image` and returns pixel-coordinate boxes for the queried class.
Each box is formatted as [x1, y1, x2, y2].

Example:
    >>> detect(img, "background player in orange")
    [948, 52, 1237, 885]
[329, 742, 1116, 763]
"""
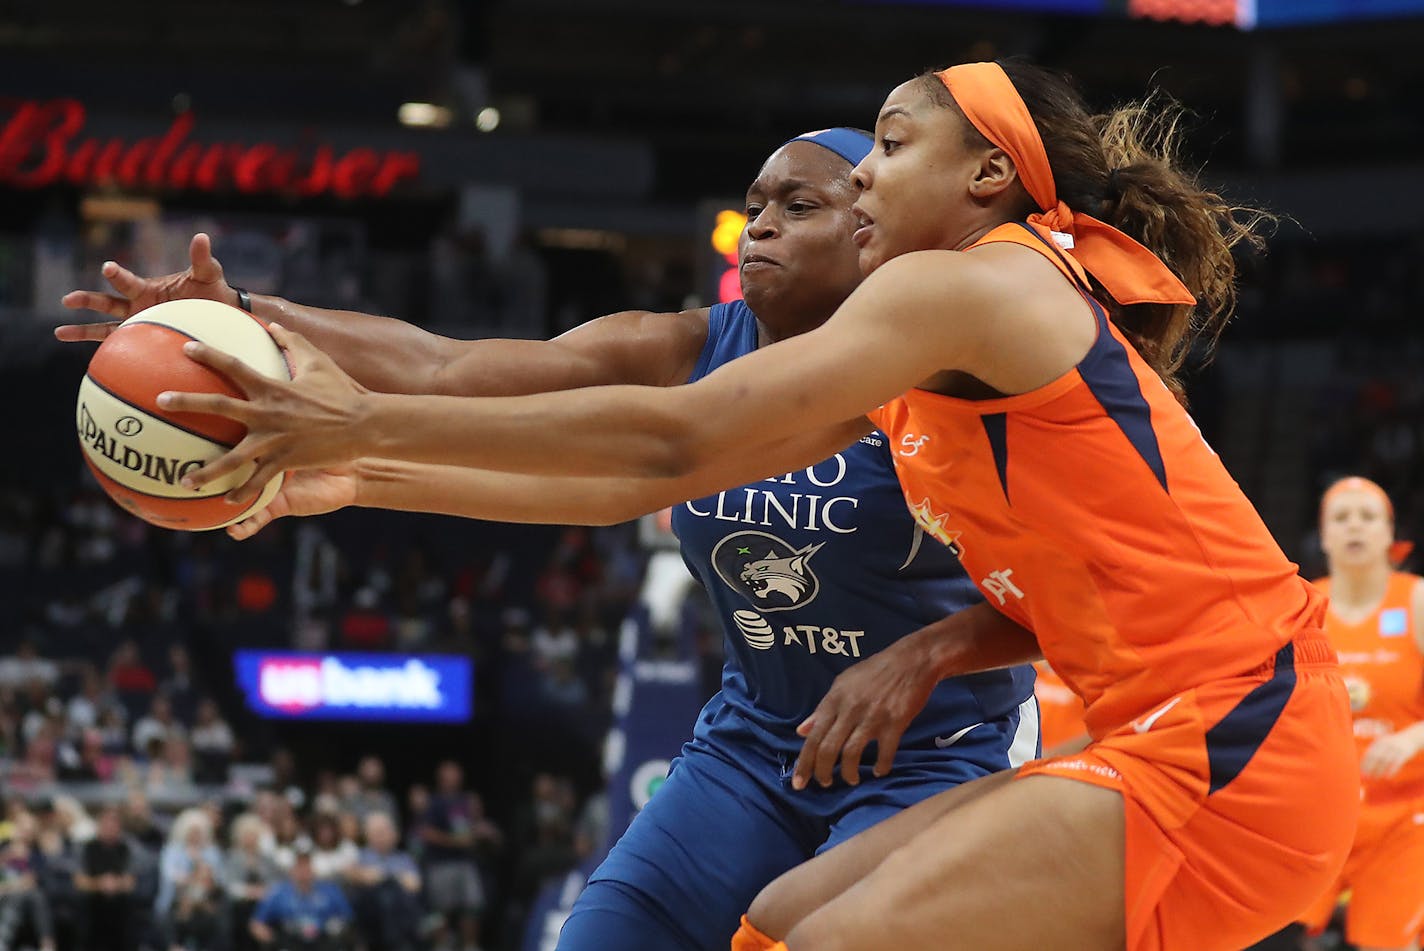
[1299, 476, 1424, 951]
[157, 60, 1359, 950]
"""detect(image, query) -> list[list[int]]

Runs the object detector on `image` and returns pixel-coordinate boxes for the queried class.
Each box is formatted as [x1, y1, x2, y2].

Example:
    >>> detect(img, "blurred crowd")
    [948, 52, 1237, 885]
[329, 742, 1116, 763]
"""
[0, 744, 607, 951]
[0, 482, 654, 950]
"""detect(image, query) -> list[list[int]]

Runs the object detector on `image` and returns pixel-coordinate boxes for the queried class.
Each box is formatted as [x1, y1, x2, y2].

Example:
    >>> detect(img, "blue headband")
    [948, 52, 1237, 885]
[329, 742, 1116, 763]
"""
[785, 128, 873, 166]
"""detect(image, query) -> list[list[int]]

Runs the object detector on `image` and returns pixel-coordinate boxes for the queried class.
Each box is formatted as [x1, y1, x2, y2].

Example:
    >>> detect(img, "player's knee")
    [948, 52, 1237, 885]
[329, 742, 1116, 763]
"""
[746, 874, 797, 943]
[783, 908, 847, 951]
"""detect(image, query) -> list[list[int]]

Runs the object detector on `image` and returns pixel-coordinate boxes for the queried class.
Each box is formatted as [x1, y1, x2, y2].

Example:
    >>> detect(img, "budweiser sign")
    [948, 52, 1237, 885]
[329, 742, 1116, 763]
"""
[0, 98, 421, 198]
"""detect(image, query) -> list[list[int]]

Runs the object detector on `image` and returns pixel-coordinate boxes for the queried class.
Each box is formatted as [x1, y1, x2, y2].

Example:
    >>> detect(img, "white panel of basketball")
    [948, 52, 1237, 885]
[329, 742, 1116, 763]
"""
[77, 375, 271, 496]
[124, 300, 292, 383]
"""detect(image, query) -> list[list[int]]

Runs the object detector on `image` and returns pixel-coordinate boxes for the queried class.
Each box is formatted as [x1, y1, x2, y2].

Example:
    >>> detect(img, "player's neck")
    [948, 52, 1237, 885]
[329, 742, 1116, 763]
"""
[1330, 562, 1392, 611]
[756, 310, 834, 347]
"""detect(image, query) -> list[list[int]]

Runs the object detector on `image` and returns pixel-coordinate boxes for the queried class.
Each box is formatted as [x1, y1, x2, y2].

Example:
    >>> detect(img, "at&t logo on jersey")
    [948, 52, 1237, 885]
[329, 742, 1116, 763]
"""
[712, 530, 824, 611]
[731, 607, 867, 659]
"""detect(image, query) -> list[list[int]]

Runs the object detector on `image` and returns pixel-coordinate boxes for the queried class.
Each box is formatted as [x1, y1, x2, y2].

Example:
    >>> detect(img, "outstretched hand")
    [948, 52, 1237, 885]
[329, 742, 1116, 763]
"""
[158, 323, 374, 505]
[791, 634, 942, 790]
[226, 465, 360, 540]
[56, 233, 238, 342]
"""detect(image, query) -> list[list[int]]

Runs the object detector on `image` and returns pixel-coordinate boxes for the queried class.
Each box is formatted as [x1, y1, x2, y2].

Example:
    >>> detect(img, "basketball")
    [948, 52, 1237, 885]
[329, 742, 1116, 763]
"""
[75, 299, 291, 531]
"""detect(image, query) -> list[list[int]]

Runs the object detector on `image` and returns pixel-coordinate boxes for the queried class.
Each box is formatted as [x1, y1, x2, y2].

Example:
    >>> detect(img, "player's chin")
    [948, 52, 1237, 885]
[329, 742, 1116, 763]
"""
[739, 270, 790, 313]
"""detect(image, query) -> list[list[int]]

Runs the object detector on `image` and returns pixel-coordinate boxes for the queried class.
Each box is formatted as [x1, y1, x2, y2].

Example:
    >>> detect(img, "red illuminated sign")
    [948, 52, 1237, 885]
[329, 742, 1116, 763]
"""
[0, 99, 420, 198]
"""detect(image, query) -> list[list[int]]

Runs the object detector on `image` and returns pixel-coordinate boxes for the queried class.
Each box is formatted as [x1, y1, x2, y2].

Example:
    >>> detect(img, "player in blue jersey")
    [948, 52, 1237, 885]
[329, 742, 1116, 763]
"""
[60, 129, 1037, 951]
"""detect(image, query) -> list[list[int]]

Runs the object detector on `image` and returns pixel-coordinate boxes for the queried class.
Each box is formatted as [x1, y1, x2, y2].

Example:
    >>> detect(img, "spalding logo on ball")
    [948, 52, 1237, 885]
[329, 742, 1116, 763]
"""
[76, 298, 290, 531]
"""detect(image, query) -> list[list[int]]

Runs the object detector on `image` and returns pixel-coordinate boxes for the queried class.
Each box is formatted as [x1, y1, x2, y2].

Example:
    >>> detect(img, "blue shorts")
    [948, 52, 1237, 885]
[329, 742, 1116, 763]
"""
[556, 699, 1036, 951]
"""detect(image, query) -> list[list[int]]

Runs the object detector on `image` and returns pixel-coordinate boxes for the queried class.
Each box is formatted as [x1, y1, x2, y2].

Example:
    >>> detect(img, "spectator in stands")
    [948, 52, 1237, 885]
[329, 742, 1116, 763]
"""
[66, 664, 116, 734]
[0, 639, 58, 691]
[96, 706, 129, 756]
[270, 800, 310, 872]
[122, 789, 165, 852]
[348, 756, 398, 821]
[572, 789, 609, 863]
[19, 687, 60, 749]
[146, 735, 196, 794]
[132, 694, 185, 757]
[511, 774, 577, 898]
[159, 645, 200, 725]
[346, 812, 422, 951]
[540, 657, 590, 710]
[250, 844, 352, 951]
[18, 721, 56, 785]
[225, 813, 280, 951]
[31, 799, 81, 951]
[76, 805, 137, 951]
[108, 640, 157, 714]
[339, 588, 392, 650]
[190, 698, 236, 784]
[52, 795, 95, 845]
[157, 807, 224, 922]
[336, 812, 362, 861]
[57, 727, 116, 782]
[0, 810, 56, 951]
[269, 749, 305, 809]
[420, 761, 496, 951]
[403, 785, 429, 864]
[167, 856, 224, 951]
[530, 606, 578, 672]
[0, 689, 18, 759]
[310, 813, 358, 882]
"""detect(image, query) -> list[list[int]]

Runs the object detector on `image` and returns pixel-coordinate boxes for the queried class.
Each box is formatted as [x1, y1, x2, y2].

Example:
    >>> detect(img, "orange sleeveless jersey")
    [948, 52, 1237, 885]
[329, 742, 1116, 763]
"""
[1316, 571, 1424, 804]
[869, 222, 1326, 738]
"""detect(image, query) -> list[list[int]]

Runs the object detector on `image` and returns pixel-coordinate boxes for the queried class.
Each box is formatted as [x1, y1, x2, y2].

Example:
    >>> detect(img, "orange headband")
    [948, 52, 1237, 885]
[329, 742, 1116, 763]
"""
[935, 63, 1196, 308]
[1320, 476, 1413, 565]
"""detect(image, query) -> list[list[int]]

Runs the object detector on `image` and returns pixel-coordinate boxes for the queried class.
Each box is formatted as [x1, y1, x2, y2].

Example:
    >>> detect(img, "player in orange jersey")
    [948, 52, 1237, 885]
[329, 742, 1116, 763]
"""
[1299, 477, 1424, 951]
[163, 61, 1358, 951]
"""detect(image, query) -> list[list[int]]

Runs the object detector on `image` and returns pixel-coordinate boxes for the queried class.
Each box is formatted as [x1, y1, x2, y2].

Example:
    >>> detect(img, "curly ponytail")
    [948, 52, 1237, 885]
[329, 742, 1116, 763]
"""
[1091, 93, 1274, 399]
[925, 61, 1274, 401]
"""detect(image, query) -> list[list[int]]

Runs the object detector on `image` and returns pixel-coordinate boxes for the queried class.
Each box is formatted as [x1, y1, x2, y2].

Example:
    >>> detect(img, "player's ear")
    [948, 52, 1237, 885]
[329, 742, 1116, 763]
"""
[968, 147, 1017, 200]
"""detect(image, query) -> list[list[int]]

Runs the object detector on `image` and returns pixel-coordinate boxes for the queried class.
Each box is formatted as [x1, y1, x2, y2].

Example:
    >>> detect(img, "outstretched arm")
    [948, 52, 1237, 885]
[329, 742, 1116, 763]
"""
[59, 233, 707, 395]
[225, 421, 871, 539]
[170, 249, 990, 501]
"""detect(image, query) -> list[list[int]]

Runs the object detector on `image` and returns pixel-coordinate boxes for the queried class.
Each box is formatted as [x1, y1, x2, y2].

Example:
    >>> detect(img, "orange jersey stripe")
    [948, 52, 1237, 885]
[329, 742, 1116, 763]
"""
[1317, 571, 1424, 803]
[871, 222, 1325, 737]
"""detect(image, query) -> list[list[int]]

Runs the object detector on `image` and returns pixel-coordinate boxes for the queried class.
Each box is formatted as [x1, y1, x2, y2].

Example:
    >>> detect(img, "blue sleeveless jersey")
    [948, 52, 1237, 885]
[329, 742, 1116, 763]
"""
[673, 301, 1035, 758]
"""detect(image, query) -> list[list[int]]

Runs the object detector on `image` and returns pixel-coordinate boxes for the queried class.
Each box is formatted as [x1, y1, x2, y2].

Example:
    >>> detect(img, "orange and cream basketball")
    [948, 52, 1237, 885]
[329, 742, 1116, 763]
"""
[75, 298, 289, 531]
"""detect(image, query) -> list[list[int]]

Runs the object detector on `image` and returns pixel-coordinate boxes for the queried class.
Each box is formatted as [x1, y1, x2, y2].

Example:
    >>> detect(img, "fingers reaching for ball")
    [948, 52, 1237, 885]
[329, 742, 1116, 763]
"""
[162, 322, 375, 502]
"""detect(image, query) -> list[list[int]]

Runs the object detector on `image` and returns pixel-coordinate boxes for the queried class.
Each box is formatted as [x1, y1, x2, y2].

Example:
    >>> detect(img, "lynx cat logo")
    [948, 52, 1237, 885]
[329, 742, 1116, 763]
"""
[711, 531, 824, 612]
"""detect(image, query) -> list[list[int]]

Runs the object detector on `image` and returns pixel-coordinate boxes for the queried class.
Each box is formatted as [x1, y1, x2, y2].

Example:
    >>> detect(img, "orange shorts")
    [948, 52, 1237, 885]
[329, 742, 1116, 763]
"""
[1018, 636, 1359, 951]
[1299, 794, 1424, 947]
